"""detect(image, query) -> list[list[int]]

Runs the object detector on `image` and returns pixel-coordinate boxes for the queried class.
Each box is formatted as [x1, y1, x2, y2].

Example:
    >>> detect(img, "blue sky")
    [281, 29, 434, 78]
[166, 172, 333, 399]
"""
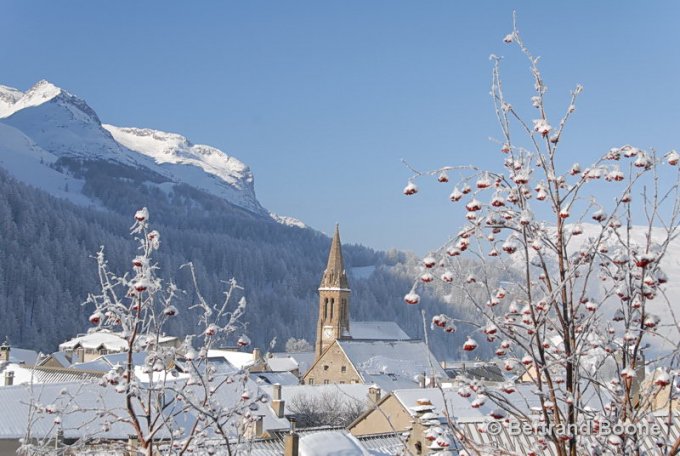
[2, 1, 679, 254]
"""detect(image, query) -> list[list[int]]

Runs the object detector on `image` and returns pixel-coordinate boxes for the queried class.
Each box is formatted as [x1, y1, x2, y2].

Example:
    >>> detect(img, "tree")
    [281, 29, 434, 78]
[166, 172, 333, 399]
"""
[285, 337, 313, 353]
[20, 208, 262, 456]
[288, 390, 366, 428]
[403, 15, 680, 456]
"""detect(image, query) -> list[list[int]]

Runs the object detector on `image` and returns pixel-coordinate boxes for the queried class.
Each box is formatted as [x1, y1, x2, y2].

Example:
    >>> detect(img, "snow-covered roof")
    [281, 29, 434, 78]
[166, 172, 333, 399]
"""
[260, 383, 372, 405]
[456, 412, 680, 456]
[266, 356, 299, 372]
[191, 376, 290, 434]
[7, 347, 39, 365]
[356, 432, 407, 455]
[251, 371, 300, 386]
[38, 351, 72, 368]
[59, 331, 129, 352]
[392, 387, 494, 423]
[0, 364, 102, 386]
[0, 373, 290, 442]
[230, 430, 405, 455]
[299, 430, 371, 456]
[0, 363, 36, 386]
[391, 382, 608, 425]
[349, 322, 409, 340]
[337, 340, 446, 391]
[70, 352, 148, 372]
[444, 362, 505, 383]
[208, 349, 257, 369]
[270, 351, 315, 376]
[0, 381, 168, 440]
[59, 331, 177, 352]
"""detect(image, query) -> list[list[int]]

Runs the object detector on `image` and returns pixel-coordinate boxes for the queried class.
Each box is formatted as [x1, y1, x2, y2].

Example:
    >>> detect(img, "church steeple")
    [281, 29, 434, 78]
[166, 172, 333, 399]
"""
[315, 225, 351, 358]
[319, 225, 349, 290]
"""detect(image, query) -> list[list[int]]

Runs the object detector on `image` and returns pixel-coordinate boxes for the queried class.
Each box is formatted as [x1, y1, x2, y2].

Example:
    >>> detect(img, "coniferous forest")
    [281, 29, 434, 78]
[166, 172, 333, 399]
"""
[0, 163, 485, 360]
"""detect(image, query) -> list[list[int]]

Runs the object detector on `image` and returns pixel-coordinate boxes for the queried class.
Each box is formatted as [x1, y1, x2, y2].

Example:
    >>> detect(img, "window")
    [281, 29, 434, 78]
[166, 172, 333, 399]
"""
[323, 298, 328, 319]
[330, 298, 334, 319]
[308, 378, 314, 385]
[341, 366, 347, 373]
[323, 365, 329, 371]
[340, 381, 345, 384]
[324, 380, 330, 384]
[351, 380, 358, 384]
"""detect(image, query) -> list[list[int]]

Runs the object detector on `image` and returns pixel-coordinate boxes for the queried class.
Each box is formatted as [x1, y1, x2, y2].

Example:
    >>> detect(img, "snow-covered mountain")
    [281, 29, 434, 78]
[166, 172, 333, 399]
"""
[0, 80, 266, 215]
[0, 123, 92, 206]
[0, 85, 23, 117]
[102, 125, 261, 213]
[0, 80, 472, 359]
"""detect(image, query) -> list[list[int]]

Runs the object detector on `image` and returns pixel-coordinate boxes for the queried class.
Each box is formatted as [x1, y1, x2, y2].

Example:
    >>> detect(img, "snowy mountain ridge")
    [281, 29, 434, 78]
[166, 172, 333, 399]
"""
[0, 85, 24, 117]
[103, 125, 259, 211]
[0, 80, 272, 217]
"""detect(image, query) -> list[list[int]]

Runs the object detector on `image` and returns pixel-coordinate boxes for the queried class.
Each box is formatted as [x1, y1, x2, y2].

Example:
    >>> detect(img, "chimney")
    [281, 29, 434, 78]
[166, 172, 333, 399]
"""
[253, 348, 261, 361]
[254, 415, 264, 438]
[368, 385, 381, 403]
[4, 371, 14, 386]
[272, 384, 286, 418]
[127, 434, 138, 453]
[406, 399, 436, 456]
[0, 338, 10, 362]
[418, 373, 426, 388]
[284, 421, 299, 456]
[55, 428, 64, 451]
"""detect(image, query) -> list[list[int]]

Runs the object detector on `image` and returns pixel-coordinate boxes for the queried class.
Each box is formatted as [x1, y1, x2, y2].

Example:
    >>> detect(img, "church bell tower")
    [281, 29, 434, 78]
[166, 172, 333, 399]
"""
[315, 225, 351, 358]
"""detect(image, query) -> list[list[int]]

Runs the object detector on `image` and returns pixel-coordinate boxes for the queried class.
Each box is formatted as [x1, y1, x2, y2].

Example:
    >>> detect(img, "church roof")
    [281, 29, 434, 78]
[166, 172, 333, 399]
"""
[319, 225, 349, 290]
[336, 339, 446, 392]
[349, 321, 409, 340]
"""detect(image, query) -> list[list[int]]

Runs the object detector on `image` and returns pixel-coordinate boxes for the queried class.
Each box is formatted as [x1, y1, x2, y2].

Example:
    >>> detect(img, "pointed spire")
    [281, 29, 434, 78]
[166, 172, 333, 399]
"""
[320, 224, 350, 289]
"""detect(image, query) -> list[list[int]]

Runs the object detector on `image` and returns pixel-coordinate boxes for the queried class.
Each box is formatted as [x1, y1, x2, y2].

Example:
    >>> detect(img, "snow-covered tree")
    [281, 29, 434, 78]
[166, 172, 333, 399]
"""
[285, 337, 313, 353]
[403, 16, 680, 456]
[20, 208, 263, 456]
[288, 390, 366, 428]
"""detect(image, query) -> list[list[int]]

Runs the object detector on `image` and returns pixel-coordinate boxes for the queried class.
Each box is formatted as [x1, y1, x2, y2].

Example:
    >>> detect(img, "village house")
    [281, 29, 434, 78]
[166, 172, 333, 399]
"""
[58, 330, 180, 363]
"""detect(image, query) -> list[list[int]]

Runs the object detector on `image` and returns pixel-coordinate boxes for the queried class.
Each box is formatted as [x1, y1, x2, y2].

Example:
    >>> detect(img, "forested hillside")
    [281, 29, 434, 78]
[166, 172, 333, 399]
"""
[0, 166, 484, 360]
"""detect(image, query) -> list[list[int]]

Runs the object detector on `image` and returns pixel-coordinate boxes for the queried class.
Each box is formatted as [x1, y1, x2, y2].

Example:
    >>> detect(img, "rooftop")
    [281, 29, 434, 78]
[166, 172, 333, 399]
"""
[337, 339, 446, 391]
[348, 321, 409, 341]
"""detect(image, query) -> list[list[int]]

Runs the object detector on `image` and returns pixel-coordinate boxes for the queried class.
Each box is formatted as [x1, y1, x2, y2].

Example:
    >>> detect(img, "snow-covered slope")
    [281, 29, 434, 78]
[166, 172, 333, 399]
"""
[0, 80, 271, 216]
[103, 125, 262, 214]
[0, 123, 93, 206]
[0, 80, 151, 166]
[0, 85, 23, 118]
[565, 223, 680, 350]
[269, 212, 306, 228]
[3, 80, 68, 117]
